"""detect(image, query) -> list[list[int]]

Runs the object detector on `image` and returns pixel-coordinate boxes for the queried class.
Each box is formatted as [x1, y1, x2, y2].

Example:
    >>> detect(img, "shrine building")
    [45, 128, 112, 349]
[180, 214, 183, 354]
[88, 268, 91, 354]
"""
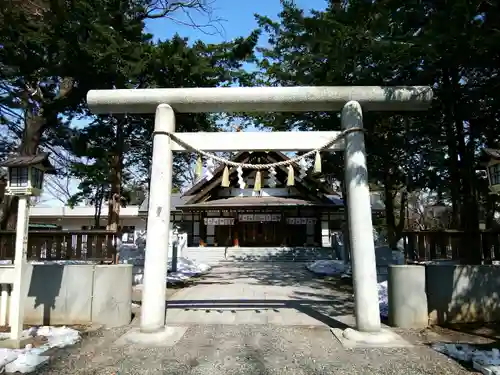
[139, 151, 384, 248]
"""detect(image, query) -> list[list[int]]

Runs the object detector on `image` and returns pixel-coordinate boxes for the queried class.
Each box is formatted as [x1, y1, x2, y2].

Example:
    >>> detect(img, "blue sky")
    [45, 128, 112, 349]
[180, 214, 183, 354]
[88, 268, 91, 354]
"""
[42, 0, 328, 206]
[145, 0, 326, 45]
[69, 1, 328, 130]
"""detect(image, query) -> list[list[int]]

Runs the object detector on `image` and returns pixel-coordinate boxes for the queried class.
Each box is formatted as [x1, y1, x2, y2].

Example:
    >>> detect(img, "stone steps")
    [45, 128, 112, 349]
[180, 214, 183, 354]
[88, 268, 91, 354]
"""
[182, 246, 335, 264]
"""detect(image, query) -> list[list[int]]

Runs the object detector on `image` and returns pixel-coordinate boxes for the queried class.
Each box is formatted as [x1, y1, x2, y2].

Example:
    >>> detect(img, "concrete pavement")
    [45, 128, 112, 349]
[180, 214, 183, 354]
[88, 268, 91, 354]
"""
[165, 262, 353, 327]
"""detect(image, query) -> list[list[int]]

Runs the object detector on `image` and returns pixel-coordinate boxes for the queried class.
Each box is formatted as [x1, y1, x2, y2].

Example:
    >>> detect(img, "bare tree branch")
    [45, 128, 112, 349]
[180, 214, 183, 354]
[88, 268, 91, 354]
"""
[43, 175, 76, 204]
[142, 0, 226, 36]
[406, 190, 452, 230]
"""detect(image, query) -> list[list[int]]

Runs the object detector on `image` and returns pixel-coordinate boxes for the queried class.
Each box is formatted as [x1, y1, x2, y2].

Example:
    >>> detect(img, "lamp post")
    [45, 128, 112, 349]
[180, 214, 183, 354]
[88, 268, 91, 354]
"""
[0, 153, 54, 343]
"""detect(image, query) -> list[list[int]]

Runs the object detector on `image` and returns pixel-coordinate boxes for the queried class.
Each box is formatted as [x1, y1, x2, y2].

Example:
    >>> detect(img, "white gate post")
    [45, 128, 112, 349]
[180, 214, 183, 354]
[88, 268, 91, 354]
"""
[140, 104, 175, 333]
[342, 100, 381, 332]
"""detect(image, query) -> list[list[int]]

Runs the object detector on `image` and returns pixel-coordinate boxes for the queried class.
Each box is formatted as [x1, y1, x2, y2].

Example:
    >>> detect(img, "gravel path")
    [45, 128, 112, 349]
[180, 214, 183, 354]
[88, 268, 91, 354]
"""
[35, 324, 473, 375]
[34, 262, 477, 374]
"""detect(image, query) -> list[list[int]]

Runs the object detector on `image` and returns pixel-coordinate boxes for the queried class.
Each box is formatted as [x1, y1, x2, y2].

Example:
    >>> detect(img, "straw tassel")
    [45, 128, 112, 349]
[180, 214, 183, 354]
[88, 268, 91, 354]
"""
[195, 155, 203, 179]
[268, 166, 277, 188]
[287, 165, 295, 186]
[313, 151, 322, 174]
[221, 165, 230, 187]
[253, 171, 262, 191]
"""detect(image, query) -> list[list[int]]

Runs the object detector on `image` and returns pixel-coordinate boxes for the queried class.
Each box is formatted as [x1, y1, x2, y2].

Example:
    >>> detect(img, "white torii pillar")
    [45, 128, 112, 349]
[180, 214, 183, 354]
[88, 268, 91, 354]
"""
[87, 86, 432, 340]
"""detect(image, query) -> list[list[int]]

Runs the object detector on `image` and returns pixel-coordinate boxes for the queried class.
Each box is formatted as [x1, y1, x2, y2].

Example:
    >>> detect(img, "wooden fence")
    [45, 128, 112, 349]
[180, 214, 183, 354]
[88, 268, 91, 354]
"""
[402, 230, 500, 263]
[0, 230, 119, 262]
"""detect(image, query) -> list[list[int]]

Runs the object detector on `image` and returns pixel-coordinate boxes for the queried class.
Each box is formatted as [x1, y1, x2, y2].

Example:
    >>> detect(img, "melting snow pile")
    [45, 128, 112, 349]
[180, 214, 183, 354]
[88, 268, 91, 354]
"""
[119, 231, 211, 285]
[306, 260, 390, 319]
[167, 257, 212, 283]
[130, 257, 212, 285]
[433, 343, 500, 374]
[118, 245, 211, 285]
[377, 281, 388, 319]
[0, 326, 80, 373]
[306, 260, 347, 276]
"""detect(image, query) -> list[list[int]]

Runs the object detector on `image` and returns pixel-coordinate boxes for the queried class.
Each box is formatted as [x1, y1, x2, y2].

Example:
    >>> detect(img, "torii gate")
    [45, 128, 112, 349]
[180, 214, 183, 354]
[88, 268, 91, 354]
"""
[87, 86, 433, 343]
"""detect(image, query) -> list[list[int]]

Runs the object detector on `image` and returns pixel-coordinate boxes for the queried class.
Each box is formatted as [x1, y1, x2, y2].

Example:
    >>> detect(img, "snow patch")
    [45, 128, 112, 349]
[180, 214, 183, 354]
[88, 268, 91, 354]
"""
[119, 231, 211, 285]
[306, 260, 347, 276]
[121, 253, 212, 285]
[166, 257, 211, 283]
[0, 326, 80, 373]
[377, 281, 388, 319]
[306, 259, 392, 319]
[433, 343, 500, 374]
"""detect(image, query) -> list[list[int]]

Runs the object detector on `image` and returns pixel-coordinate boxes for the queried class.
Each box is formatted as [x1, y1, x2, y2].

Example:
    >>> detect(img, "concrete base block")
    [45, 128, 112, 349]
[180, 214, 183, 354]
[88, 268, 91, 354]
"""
[92, 265, 133, 328]
[114, 326, 188, 347]
[388, 265, 428, 328]
[331, 327, 413, 349]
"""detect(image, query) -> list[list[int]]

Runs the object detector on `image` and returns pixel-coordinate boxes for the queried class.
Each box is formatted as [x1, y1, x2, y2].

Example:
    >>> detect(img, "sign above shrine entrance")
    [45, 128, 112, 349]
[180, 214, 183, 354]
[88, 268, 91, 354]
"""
[203, 217, 234, 226]
[238, 213, 281, 222]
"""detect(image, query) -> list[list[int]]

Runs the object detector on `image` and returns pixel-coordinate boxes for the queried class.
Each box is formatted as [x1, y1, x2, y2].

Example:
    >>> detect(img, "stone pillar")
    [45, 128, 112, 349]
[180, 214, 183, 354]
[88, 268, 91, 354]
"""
[10, 196, 31, 343]
[140, 104, 175, 333]
[341, 100, 381, 333]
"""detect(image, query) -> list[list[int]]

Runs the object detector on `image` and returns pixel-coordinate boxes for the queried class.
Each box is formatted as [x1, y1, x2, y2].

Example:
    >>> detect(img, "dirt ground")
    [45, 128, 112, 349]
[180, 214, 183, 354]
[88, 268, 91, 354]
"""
[429, 323, 500, 347]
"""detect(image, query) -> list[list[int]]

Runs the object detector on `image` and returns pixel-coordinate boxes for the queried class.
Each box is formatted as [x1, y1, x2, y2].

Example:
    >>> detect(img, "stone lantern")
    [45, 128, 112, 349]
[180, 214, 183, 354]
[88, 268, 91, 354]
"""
[0, 152, 54, 345]
[1, 153, 55, 197]
[482, 148, 500, 194]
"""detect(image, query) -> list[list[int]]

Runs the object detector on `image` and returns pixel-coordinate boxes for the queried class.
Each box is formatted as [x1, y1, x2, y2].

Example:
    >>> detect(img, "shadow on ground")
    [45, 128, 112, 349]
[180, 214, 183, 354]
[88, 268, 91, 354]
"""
[195, 261, 334, 289]
[156, 261, 356, 328]
[165, 297, 353, 329]
[224, 247, 335, 262]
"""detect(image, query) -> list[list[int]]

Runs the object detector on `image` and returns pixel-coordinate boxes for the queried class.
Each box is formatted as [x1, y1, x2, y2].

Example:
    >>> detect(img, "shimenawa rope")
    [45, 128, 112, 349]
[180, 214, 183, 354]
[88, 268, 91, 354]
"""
[166, 127, 364, 170]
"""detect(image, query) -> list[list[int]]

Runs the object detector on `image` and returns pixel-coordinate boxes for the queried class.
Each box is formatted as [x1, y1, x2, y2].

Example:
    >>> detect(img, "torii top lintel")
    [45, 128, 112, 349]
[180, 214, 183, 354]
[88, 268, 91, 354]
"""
[86, 86, 433, 114]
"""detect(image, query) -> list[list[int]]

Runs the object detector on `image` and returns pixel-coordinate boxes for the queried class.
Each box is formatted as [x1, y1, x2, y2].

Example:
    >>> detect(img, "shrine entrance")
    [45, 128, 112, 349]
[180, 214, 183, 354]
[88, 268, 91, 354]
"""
[236, 213, 282, 247]
[239, 222, 280, 247]
[86, 85, 433, 338]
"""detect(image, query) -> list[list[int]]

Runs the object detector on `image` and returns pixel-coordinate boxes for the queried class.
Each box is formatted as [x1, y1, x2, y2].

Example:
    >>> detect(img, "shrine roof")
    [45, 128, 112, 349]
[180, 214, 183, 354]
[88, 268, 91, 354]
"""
[180, 196, 339, 210]
[0, 152, 56, 174]
[138, 193, 192, 214]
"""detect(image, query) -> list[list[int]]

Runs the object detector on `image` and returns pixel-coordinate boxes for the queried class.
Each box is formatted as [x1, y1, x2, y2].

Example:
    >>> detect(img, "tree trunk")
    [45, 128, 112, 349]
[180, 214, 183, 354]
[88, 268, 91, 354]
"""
[485, 193, 496, 229]
[442, 66, 462, 229]
[0, 77, 73, 229]
[94, 187, 104, 228]
[447, 65, 481, 264]
[384, 189, 407, 250]
[107, 119, 124, 232]
[383, 166, 407, 249]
